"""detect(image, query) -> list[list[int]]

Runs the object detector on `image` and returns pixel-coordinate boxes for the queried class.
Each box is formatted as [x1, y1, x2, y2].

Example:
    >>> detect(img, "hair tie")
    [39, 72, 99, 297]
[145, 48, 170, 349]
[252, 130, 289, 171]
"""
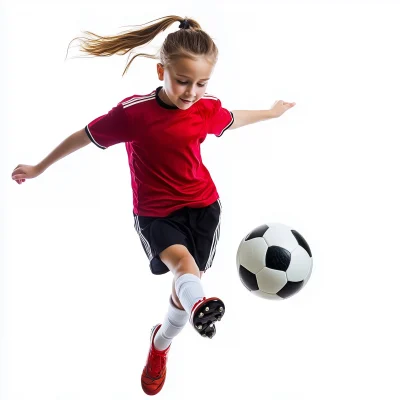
[179, 19, 190, 29]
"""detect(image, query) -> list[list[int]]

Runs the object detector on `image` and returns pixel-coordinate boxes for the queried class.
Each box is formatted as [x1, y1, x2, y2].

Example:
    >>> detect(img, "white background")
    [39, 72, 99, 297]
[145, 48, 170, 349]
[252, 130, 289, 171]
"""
[2, 0, 400, 399]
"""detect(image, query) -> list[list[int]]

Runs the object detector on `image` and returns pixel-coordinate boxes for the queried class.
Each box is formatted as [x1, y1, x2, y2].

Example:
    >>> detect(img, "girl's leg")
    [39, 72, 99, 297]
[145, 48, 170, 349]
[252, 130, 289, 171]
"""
[153, 295, 189, 351]
[153, 245, 204, 350]
[158, 244, 224, 339]
[141, 250, 206, 394]
[171, 271, 204, 310]
[159, 244, 205, 314]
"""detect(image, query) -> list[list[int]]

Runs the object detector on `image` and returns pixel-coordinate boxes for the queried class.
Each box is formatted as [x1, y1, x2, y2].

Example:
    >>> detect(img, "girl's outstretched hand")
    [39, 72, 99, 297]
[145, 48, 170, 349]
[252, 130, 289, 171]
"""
[11, 164, 42, 185]
[271, 100, 296, 118]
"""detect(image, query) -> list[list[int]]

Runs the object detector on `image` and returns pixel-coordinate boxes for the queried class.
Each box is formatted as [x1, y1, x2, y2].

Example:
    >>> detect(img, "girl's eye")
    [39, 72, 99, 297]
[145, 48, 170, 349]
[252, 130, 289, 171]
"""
[177, 80, 206, 87]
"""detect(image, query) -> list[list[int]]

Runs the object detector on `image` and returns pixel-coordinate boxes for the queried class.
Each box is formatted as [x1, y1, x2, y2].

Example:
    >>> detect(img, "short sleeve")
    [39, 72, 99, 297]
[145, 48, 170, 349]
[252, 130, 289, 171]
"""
[85, 102, 133, 149]
[206, 99, 234, 137]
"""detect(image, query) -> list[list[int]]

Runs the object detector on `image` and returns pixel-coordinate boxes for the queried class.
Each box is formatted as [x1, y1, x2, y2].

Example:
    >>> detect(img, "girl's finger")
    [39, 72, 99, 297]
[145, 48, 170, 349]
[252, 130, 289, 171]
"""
[12, 168, 23, 176]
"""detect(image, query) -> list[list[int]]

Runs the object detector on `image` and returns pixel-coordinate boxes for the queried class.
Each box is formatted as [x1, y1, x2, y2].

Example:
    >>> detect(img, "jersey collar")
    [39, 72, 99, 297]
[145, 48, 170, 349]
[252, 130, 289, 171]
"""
[155, 86, 179, 110]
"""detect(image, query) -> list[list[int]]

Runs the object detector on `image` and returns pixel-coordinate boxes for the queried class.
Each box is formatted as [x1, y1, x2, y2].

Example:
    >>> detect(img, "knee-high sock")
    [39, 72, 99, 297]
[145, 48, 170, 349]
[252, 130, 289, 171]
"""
[174, 273, 205, 315]
[153, 296, 189, 351]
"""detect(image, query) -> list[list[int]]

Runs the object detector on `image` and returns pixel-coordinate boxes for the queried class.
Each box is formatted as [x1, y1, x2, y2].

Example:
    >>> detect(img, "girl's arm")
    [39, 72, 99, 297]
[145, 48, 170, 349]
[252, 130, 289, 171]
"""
[229, 100, 296, 130]
[36, 128, 91, 172]
[229, 109, 276, 130]
[11, 128, 91, 183]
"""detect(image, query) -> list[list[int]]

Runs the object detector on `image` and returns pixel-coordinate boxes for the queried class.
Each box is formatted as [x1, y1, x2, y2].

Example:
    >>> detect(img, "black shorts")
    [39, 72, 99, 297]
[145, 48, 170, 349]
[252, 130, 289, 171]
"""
[133, 199, 222, 275]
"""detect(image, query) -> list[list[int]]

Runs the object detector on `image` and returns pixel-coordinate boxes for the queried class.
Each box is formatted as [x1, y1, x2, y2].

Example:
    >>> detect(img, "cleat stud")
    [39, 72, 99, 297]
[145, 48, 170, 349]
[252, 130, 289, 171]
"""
[199, 312, 204, 318]
[205, 307, 209, 312]
[202, 334, 206, 337]
[219, 307, 224, 312]
[217, 316, 221, 321]
[197, 325, 203, 330]
[210, 323, 214, 327]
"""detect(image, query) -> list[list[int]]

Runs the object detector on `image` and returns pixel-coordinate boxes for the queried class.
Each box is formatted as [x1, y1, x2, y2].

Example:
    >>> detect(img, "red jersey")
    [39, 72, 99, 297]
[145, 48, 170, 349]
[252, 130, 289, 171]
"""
[85, 86, 234, 217]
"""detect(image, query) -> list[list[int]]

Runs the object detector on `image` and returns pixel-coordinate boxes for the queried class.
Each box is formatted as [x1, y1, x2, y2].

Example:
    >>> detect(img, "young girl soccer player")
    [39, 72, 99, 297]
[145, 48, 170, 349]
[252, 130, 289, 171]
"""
[11, 15, 295, 396]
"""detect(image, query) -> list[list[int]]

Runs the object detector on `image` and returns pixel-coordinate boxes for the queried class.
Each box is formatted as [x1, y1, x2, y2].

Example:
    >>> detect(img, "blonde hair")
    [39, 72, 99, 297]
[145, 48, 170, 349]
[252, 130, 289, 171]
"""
[67, 15, 219, 76]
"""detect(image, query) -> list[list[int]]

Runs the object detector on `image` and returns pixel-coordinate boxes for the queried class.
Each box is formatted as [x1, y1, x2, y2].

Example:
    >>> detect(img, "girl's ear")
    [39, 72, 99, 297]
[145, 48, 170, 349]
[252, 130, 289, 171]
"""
[157, 63, 164, 80]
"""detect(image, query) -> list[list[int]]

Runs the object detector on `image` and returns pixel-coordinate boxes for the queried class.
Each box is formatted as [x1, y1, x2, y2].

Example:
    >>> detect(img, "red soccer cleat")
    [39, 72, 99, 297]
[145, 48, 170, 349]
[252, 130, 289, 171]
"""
[190, 297, 225, 339]
[141, 324, 170, 396]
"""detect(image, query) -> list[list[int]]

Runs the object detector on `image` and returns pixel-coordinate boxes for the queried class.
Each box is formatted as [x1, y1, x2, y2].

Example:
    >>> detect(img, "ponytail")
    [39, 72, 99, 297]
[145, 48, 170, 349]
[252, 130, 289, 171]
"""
[66, 15, 218, 76]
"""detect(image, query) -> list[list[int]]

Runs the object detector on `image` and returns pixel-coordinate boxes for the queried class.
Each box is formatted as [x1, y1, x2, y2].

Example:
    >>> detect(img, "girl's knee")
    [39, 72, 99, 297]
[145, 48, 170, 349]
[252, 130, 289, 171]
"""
[175, 255, 200, 277]
[160, 244, 199, 277]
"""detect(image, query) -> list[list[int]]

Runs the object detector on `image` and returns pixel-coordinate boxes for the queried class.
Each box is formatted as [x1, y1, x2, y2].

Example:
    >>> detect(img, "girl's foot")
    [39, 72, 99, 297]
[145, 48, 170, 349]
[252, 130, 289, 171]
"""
[141, 324, 170, 395]
[190, 297, 225, 338]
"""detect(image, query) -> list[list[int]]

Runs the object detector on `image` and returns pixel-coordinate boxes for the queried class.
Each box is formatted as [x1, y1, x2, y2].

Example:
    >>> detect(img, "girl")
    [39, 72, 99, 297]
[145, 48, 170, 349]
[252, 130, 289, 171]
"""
[11, 15, 295, 396]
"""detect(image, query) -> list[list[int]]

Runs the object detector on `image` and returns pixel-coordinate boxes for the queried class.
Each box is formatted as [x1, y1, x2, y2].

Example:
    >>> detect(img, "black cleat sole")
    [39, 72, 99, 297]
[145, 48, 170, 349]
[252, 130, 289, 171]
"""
[192, 298, 225, 338]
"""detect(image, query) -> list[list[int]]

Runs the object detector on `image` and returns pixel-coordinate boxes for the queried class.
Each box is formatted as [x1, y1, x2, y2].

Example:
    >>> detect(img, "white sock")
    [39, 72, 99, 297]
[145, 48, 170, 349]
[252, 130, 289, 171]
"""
[154, 296, 189, 351]
[174, 273, 205, 315]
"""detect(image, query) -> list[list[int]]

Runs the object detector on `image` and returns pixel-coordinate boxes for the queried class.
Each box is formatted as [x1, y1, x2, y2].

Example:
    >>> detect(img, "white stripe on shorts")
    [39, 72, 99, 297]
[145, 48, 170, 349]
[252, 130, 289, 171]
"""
[133, 214, 153, 260]
[204, 198, 222, 271]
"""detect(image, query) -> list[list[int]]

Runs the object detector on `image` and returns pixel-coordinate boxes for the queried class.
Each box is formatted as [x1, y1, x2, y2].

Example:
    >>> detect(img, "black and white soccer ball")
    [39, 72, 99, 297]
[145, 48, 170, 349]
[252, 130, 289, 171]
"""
[236, 223, 313, 300]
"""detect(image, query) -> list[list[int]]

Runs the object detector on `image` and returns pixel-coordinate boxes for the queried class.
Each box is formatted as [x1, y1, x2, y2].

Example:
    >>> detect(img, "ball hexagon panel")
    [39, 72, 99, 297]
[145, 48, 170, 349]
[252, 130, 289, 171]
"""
[286, 245, 313, 282]
[256, 267, 287, 294]
[303, 265, 313, 286]
[263, 223, 298, 252]
[237, 237, 268, 275]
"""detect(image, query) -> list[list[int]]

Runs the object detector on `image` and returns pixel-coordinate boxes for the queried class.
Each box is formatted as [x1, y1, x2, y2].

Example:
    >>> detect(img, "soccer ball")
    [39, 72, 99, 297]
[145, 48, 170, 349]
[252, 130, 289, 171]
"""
[236, 223, 313, 300]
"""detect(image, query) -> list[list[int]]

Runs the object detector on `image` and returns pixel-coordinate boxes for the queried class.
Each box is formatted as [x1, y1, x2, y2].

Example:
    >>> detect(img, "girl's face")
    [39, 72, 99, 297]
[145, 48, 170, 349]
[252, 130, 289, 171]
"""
[157, 56, 214, 109]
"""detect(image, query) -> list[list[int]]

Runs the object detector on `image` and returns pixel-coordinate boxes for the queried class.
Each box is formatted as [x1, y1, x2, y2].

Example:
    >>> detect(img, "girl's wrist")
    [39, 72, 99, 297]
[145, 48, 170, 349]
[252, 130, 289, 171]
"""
[35, 162, 47, 174]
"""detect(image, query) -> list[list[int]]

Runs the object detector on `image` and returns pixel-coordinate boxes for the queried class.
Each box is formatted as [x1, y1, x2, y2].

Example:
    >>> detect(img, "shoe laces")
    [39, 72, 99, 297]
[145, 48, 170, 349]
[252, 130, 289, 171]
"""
[147, 347, 168, 378]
